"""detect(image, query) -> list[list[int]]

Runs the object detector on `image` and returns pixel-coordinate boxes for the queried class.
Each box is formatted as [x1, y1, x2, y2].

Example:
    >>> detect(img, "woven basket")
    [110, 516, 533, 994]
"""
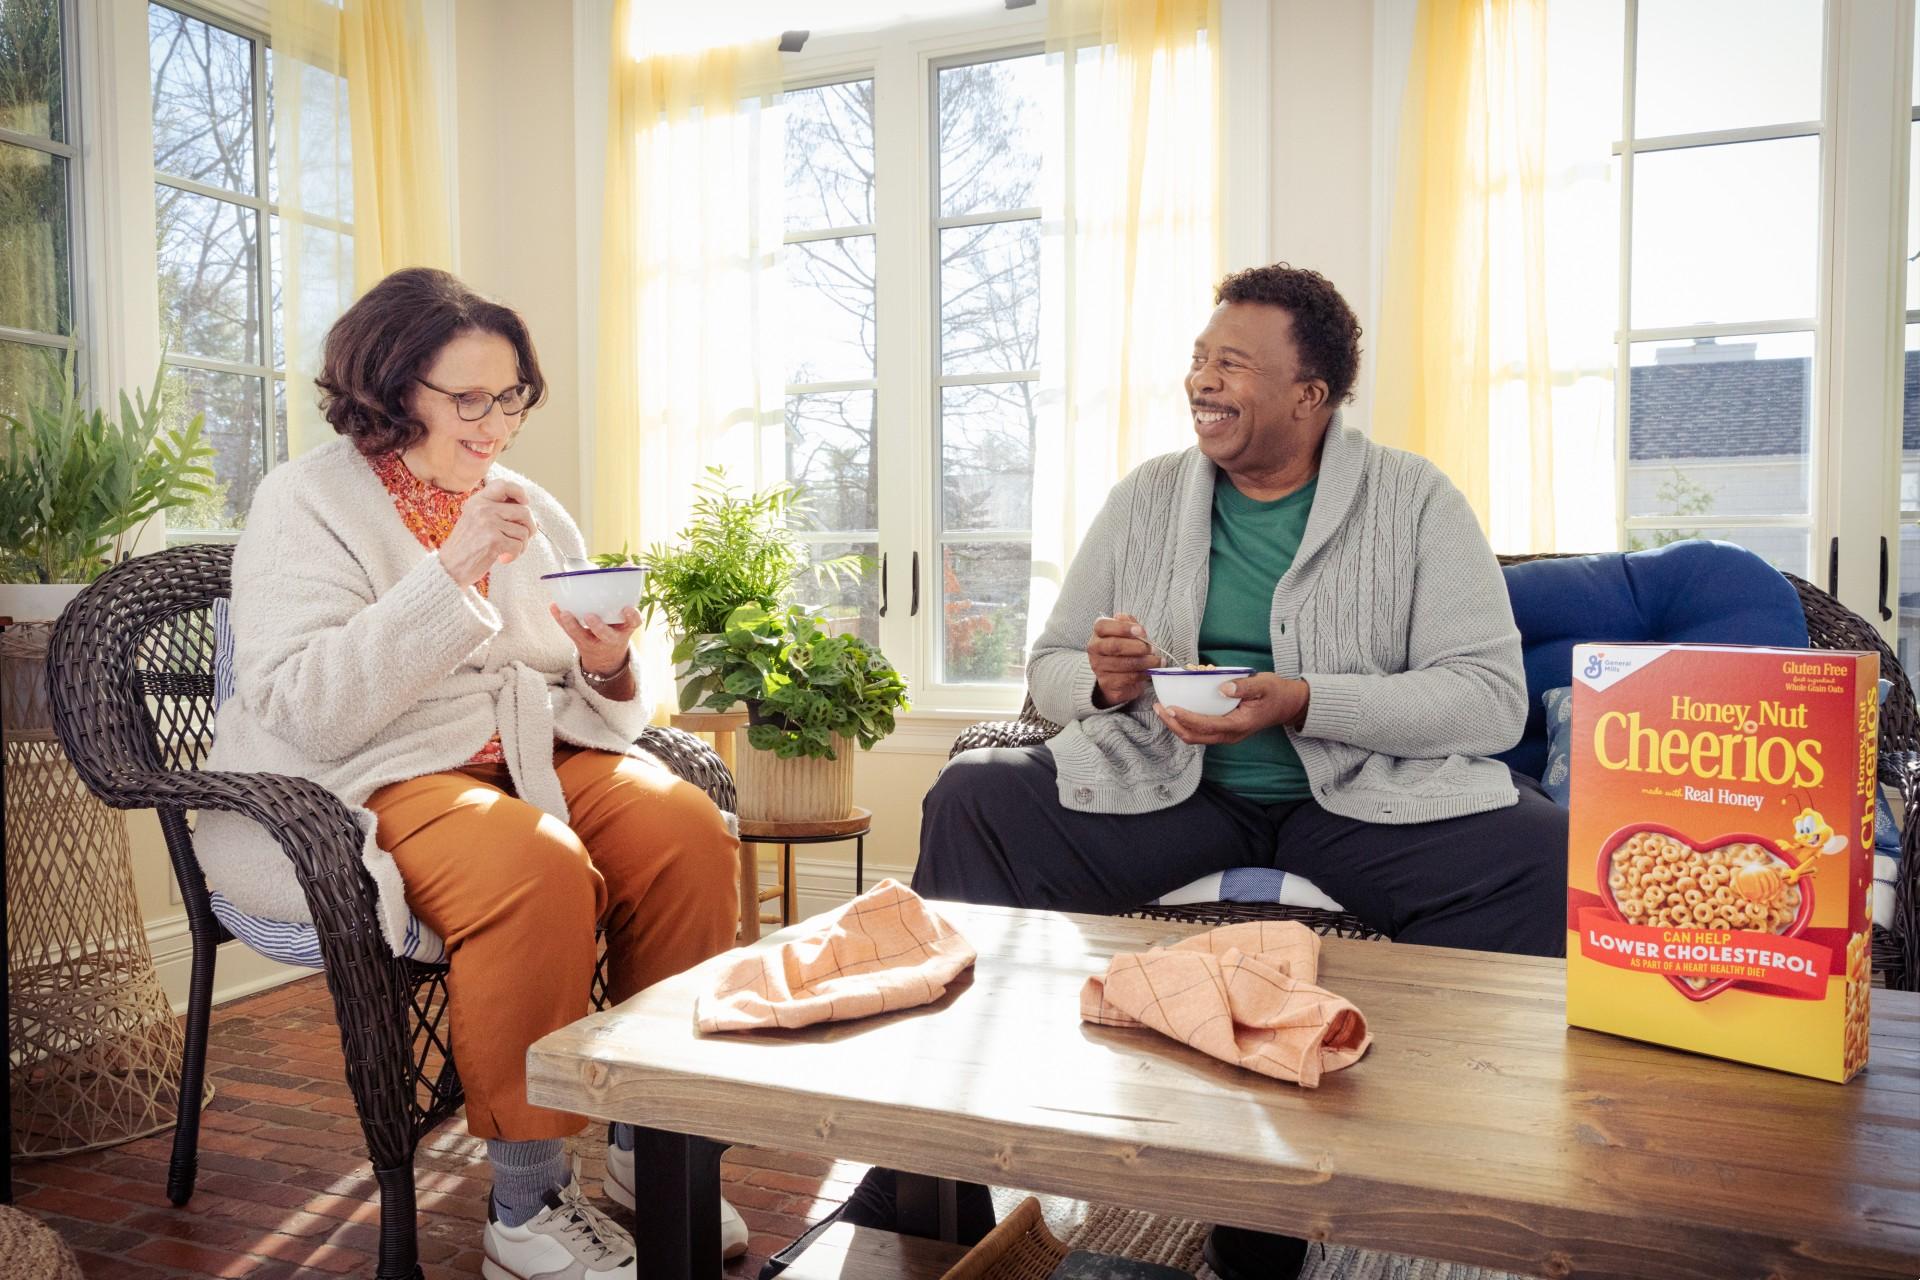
[942, 1197, 1070, 1280]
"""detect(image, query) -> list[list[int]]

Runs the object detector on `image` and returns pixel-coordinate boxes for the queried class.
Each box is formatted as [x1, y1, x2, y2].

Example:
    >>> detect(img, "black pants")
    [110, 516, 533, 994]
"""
[913, 746, 1568, 958]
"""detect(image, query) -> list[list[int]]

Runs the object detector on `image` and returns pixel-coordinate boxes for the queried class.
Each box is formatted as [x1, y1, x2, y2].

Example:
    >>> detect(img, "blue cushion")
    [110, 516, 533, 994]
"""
[1540, 685, 1573, 805]
[1496, 541, 1808, 781]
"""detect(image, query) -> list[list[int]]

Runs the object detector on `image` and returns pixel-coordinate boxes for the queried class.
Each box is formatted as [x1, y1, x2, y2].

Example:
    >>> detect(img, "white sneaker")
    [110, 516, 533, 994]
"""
[483, 1178, 636, 1280]
[604, 1139, 750, 1260]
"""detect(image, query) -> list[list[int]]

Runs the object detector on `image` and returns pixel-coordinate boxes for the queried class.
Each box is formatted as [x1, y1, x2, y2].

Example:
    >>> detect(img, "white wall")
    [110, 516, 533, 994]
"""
[454, 0, 584, 514]
[1268, 0, 1382, 427]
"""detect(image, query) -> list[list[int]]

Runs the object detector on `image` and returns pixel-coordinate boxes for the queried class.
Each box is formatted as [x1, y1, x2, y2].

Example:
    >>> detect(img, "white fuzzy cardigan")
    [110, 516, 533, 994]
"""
[196, 438, 659, 956]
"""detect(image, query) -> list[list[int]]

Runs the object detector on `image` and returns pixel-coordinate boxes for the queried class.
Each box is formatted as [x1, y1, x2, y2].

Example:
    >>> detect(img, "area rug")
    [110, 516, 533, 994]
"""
[1018, 1193, 1539, 1280]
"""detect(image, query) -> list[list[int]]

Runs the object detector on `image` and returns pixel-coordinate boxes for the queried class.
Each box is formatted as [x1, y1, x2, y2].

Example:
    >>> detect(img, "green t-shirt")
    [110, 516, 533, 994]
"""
[1197, 473, 1317, 805]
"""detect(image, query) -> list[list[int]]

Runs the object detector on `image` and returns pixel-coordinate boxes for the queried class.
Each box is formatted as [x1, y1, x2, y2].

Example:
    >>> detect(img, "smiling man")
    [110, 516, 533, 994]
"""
[909, 264, 1567, 1279]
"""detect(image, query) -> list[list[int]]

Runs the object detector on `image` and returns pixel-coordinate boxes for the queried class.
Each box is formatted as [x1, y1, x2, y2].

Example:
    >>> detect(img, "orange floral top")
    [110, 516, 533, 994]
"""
[369, 451, 505, 765]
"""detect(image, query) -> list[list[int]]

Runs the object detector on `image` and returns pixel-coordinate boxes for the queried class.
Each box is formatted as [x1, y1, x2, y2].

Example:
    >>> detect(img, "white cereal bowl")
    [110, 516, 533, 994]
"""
[1149, 666, 1254, 717]
[541, 566, 645, 621]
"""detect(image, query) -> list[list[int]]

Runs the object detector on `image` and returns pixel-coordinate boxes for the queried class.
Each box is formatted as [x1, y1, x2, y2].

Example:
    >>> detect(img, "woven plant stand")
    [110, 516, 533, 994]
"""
[2, 623, 201, 1158]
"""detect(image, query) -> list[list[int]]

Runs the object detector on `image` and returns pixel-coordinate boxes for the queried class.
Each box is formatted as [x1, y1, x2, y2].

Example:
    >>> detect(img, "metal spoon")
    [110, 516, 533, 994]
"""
[1152, 643, 1194, 669]
[535, 524, 594, 573]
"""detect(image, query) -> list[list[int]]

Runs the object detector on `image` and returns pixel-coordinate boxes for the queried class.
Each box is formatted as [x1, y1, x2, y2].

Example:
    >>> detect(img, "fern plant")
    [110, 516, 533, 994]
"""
[596, 466, 867, 646]
[0, 351, 215, 583]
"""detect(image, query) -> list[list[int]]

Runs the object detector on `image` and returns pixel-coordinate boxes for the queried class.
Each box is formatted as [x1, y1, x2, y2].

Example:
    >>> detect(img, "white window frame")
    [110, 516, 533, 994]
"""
[781, 11, 1050, 722]
[0, 0, 89, 395]
[1607, 0, 1913, 636]
[780, 3, 1268, 729]
[149, 0, 289, 544]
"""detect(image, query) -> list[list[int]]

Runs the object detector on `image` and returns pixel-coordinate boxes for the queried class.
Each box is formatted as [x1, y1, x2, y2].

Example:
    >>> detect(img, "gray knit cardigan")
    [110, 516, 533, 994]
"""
[1027, 416, 1528, 824]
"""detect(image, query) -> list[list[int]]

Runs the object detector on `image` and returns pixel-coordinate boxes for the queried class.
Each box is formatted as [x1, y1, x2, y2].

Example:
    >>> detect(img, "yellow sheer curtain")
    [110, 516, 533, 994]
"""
[593, 3, 783, 719]
[1030, 0, 1221, 646]
[273, 0, 453, 457]
[1374, 0, 1565, 550]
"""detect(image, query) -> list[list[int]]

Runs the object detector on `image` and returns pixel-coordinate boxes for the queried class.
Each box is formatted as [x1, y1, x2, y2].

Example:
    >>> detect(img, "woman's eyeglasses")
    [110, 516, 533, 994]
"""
[416, 378, 532, 422]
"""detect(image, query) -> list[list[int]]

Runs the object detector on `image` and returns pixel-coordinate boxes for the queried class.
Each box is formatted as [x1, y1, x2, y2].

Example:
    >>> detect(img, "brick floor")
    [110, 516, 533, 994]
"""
[14, 974, 863, 1278]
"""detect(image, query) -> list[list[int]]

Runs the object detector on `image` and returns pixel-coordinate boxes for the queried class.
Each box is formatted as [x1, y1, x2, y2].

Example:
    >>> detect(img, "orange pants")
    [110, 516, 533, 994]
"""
[367, 746, 738, 1140]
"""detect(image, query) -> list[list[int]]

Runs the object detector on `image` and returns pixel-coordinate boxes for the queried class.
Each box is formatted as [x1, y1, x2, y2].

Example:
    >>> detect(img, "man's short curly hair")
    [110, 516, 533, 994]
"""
[1213, 264, 1362, 405]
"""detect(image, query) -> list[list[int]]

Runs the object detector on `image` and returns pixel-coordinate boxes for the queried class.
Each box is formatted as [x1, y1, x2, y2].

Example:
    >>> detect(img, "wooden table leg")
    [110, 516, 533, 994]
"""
[896, 1172, 960, 1243]
[736, 840, 759, 944]
[630, 1127, 724, 1279]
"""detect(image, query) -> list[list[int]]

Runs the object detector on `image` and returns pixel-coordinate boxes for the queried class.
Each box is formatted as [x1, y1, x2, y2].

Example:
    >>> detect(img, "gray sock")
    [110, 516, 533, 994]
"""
[610, 1122, 635, 1153]
[488, 1137, 569, 1229]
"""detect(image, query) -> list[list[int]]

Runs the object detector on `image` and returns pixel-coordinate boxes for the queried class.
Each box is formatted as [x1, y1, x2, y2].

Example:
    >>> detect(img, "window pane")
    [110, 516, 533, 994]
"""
[940, 220, 1040, 377]
[941, 541, 1030, 685]
[1910, 123, 1920, 312]
[273, 377, 287, 465]
[156, 184, 261, 364]
[786, 390, 875, 533]
[1630, 137, 1818, 328]
[269, 214, 283, 368]
[149, 4, 256, 195]
[1628, 333, 1810, 518]
[0, 0, 65, 141]
[1625, 529, 1808, 579]
[1902, 524, 1920, 691]
[783, 235, 875, 383]
[0, 338, 63, 429]
[1633, 0, 1822, 138]
[791, 540, 879, 647]
[938, 55, 1048, 217]
[1905, 323, 1919, 512]
[783, 80, 874, 232]
[0, 142, 70, 336]
[941, 383, 1035, 532]
[164, 365, 263, 532]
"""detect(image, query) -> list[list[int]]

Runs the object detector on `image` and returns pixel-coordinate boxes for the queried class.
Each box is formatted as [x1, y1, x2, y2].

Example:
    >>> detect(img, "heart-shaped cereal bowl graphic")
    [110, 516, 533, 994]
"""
[1594, 822, 1816, 1002]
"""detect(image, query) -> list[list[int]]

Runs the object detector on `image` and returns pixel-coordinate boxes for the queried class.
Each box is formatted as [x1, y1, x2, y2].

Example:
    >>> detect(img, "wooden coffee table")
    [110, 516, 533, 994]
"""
[526, 903, 1920, 1280]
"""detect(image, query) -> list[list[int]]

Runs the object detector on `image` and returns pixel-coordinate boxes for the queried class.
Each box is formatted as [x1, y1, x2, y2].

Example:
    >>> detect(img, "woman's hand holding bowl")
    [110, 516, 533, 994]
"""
[549, 603, 641, 679]
[439, 479, 537, 586]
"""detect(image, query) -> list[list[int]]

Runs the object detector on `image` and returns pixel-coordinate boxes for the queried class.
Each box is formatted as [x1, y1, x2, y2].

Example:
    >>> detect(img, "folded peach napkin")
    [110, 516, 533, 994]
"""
[695, 879, 976, 1034]
[1080, 920, 1371, 1087]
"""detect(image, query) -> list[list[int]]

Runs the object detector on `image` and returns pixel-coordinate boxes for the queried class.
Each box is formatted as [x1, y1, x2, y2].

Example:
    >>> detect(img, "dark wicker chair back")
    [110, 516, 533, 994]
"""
[46, 543, 737, 1280]
[948, 555, 1918, 991]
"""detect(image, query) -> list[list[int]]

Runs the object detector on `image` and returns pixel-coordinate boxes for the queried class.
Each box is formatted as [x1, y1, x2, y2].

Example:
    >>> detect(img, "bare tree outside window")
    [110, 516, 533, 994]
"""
[775, 52, 1052, 682]
[935, 54, 1047, 685]
[148, 4, 319, 536]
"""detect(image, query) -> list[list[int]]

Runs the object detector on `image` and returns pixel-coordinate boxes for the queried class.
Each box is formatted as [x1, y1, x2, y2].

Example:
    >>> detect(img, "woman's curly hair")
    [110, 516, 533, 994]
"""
[1214, 263, 1363, 405]
[315, 267, 548, 455]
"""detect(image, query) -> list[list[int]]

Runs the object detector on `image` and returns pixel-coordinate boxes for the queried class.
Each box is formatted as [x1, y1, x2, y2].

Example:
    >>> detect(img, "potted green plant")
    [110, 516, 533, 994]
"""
[596, 466, 865, 711]
[686, 602, 910, 821]
[0, 351, 215, 621]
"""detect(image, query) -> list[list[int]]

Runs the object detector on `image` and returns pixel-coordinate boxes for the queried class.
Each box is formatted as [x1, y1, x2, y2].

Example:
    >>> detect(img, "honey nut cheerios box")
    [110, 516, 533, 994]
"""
[1566, 643, 1877, 1082]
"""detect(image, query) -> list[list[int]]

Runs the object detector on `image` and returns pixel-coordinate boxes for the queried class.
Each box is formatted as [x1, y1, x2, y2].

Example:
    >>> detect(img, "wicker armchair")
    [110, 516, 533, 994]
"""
[950, 559, 1920, 991]
[45, 544, 737, 1280]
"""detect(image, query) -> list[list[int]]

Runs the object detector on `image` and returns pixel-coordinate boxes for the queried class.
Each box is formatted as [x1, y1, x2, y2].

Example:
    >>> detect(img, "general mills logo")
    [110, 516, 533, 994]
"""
[1583, 652, 1605, 680]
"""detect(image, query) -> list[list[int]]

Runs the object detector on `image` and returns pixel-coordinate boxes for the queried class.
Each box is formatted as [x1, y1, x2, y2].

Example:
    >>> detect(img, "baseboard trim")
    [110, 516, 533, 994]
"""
[779, 854, 917, 922]
[145, 913, 311, 1013]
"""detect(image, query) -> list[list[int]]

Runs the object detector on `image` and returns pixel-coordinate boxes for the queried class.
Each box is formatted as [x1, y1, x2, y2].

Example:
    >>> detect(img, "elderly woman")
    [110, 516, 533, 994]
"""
[197, 268, 745, 1277]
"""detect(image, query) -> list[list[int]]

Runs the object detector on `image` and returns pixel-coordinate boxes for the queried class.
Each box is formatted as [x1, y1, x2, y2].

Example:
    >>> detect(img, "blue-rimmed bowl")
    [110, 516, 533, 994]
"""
[540, 565, 644, 621]
[1148, 665, 1254, 717]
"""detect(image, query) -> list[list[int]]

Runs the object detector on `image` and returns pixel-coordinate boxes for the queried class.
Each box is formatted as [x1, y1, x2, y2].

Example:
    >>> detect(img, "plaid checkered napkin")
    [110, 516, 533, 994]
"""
[695, 879, 977, 1033]
[1080, 921, 1371, 1087]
